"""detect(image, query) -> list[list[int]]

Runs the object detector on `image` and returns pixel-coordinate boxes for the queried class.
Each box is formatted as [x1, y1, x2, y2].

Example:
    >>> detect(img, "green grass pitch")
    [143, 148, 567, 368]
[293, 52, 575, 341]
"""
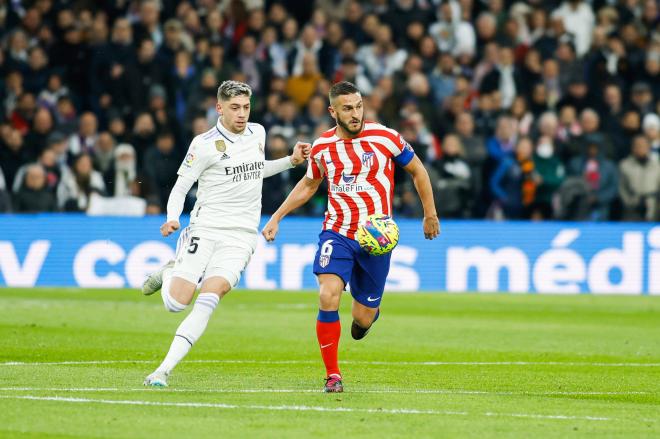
[0, 288, 659, 438]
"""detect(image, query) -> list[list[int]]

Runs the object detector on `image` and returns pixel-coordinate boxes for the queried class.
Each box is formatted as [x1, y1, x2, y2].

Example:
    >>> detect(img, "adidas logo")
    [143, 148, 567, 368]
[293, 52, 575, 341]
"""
[220, 153, 230, 160]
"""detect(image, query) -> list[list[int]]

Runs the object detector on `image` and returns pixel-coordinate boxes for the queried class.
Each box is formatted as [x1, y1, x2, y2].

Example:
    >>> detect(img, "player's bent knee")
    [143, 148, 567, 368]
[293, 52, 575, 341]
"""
[200, 276, 232, 298]
[352, 303, 378, 328]
[163, 292, 187, 313]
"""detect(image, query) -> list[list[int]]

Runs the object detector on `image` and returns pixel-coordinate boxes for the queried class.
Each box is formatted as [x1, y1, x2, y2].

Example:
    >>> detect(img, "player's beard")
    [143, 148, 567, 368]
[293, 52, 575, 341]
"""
[337, 116, 364, 136]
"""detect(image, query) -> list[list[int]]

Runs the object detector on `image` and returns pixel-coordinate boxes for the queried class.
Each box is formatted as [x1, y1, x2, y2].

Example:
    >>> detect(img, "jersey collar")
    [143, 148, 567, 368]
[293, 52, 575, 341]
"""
[216, 118, 253, 143]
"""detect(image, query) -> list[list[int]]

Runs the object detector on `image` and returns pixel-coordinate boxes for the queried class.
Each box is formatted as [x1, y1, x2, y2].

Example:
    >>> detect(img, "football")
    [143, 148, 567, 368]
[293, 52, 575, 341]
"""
[356, 214, 400, 256]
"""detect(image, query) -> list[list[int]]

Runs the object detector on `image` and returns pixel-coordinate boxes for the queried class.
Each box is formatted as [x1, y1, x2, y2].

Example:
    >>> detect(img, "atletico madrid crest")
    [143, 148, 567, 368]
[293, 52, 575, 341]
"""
[362, 152, 374, 168]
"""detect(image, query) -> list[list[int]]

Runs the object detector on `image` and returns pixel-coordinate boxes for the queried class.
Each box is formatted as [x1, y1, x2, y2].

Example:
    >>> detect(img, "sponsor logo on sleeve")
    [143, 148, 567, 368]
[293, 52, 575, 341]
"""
[183, 152, 195, 167]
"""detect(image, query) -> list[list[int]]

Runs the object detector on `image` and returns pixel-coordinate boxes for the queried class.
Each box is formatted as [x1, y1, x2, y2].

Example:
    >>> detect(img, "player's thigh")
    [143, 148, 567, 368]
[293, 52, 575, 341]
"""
[203, 242, 254, 294]
[169, 276, 197, 305]
[349, 252, 392, 309]
[313, 230, 355, 292]
[172, 233, 214, 295]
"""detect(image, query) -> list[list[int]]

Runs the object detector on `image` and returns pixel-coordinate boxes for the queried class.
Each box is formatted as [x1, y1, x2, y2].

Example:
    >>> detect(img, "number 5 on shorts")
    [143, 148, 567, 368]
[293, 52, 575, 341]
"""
[187, 237, 200, 254]
[319, 240, 333, 268]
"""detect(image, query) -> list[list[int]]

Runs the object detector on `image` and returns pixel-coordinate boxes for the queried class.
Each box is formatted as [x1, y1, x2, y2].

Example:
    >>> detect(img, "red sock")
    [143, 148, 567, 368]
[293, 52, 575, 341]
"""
[316, 312, 341, 377]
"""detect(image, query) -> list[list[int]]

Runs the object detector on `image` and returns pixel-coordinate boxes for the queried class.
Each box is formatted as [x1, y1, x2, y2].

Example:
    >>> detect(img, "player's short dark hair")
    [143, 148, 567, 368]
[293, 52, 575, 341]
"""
[329, 81, 360, 103]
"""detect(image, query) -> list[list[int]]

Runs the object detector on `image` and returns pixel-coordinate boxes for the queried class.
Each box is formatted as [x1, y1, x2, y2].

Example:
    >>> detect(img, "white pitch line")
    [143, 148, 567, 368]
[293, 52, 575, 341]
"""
[1, 359, 660, 367]
[0, 394, 617, 422]
[0, 387, 650, 396]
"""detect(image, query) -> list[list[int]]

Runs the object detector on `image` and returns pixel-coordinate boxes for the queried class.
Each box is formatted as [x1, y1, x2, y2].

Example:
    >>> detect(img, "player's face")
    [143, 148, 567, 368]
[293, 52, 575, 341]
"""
[329, 93, 364, 137]
[217, 95, 251, 134]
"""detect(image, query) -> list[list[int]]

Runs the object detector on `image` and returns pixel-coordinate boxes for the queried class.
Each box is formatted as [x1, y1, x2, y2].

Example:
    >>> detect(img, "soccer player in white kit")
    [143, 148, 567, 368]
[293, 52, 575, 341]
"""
[141, 80, 310, 387]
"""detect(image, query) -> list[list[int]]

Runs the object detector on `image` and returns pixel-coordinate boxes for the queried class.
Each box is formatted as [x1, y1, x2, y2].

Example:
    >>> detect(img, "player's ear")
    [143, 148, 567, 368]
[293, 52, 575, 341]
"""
[216, 101, 223, 116]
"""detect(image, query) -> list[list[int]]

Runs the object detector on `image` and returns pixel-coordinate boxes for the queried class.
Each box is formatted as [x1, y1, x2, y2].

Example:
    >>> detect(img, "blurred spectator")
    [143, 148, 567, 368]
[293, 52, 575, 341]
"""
[132, 39, 165, 111]
[333, 56, 373, 96]
[299, 94, 332, 134]
[490, 137, 539, 219]
[234, 35, 267, 95]
[510, 96, 534, 137]
[12, 146, 64, 194]
[479, 45, 521, 109]
[57, 153, 106, 212]
[643, 113, 660, 160]
[618, 135, 660, 221]
[0, 167, 12, 213]
[289, 24, 322, 76]
[429, 134, 472, 218]
[143, 131, 179, 211]
[486, 115, 516, 164]
[552, 0, 595, 57]
[429, 52, 457, 106]
[269, 98, 300, 145]
[93, 132, 116, 177]
[473, 93, 499, 137]
[12, 164, 56, 213]
[68, 112, 98, 157]
[262, 133, 295, 214]
[357, 24, 407, 83]
[37, 73, 70, 111]
[630, 82, 655, 117]
[567, 142, 618, 221]
[318, 20, 343, 79]
[533, 135, 566, 219]
[9, 92, 37, 136]
[285, 53, 323, 108]
[0, 126, 29, 188]
[429, 1, 476, 57]
[133, 0, 163, 47]
[107, 143, 138, 198]
[23, 107, 54, 157]
[131, 112, 157, 160]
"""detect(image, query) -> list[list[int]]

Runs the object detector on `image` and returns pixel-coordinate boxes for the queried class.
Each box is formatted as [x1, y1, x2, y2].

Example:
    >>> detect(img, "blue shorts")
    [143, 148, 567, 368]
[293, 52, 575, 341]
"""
[312, 230, 391, 308]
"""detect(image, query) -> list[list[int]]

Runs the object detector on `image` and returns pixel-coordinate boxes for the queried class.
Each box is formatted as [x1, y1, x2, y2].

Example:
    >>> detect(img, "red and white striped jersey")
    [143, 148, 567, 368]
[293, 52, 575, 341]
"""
[306, 121, 415, 239]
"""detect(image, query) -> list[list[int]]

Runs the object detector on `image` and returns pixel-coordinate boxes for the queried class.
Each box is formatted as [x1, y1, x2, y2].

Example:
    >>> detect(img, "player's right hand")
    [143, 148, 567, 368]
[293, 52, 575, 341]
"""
[160, 220, 180, 237]
[261, 219, 279, 242]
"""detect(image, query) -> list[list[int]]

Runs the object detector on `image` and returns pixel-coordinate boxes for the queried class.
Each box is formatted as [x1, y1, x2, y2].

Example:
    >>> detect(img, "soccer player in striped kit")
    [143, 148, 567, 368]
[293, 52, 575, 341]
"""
[262, 81, 440, 392]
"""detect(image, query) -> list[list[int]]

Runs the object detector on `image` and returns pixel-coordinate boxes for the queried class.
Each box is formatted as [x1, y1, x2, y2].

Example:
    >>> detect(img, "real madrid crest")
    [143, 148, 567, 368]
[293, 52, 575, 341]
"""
[215, 140, 226, 152]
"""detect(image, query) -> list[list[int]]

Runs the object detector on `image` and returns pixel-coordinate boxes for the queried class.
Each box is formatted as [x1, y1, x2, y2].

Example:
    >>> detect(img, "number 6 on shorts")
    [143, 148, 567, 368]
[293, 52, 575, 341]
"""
[319, 239, 333, 268]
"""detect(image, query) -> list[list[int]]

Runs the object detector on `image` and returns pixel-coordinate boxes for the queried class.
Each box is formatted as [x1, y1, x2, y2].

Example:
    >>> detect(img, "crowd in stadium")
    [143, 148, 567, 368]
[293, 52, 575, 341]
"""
[0, 0, 658, 221]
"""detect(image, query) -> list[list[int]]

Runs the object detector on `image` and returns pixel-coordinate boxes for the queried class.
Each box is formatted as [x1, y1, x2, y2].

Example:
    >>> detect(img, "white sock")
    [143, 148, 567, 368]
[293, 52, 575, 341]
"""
[156, 292, 220, 374]
[161, 267, 172, 298]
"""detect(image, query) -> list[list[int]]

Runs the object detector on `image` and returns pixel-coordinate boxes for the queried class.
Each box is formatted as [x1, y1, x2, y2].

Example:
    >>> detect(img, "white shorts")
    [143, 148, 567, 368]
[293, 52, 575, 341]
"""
[172, 226, 257, 288]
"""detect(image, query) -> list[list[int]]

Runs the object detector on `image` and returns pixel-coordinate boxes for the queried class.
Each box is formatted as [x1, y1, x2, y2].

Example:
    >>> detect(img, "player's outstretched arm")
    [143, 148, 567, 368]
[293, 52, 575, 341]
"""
[160, 175, 194, 237]
[263, 142, 311, 178]
[262, 176, 322, 242]
[403, 155, 440, 240]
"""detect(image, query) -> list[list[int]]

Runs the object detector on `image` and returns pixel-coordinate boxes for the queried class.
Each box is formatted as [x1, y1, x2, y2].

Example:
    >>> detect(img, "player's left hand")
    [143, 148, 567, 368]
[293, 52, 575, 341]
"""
[290, 142, 312, 166]
[423, 215, 440, 240]
[262, 218, 279, 242]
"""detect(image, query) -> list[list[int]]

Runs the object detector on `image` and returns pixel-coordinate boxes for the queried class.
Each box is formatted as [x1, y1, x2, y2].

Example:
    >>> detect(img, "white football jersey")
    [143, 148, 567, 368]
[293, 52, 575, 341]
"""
[177, 119, 267, 233]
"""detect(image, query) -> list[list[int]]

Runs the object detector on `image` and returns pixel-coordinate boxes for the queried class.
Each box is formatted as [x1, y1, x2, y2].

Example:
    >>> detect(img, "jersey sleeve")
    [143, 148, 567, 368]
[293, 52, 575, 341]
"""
[390, 131, 415, 167]
[177, 138, 211, 181]
[305, 155, 324, 179]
